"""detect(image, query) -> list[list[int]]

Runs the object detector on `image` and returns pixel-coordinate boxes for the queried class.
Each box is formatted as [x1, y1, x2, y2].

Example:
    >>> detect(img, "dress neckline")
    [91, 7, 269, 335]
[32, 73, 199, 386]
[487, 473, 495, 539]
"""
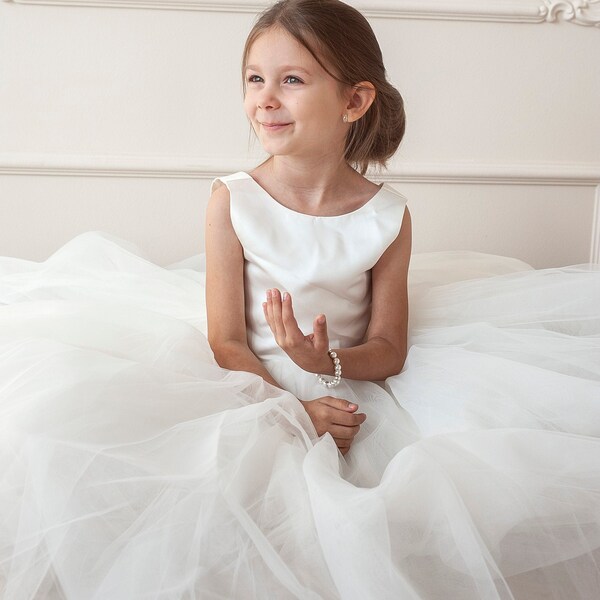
[240, 171, 387, 219]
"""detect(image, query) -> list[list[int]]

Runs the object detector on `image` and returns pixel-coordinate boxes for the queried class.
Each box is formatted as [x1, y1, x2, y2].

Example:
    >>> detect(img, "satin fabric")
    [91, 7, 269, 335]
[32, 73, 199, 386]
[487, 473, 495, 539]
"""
[213, 172, 406, 360]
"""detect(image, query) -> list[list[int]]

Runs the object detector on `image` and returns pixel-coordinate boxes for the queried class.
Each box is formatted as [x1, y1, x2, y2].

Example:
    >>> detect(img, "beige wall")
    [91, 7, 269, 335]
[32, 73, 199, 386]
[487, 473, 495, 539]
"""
[1, 0, 599, 267]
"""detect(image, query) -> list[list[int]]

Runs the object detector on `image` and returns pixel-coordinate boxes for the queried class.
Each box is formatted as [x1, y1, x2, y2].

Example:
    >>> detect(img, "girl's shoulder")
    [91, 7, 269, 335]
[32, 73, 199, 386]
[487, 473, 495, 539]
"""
[210, 172, 249, 196]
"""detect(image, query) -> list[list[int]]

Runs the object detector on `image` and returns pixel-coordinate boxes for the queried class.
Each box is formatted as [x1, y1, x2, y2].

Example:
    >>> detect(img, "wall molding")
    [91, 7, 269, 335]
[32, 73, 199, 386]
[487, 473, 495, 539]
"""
[591, 185, 600, 263]
[1, 154, 600, 186]
[543, 0, 600, 27]
[4, 0, 600, 26]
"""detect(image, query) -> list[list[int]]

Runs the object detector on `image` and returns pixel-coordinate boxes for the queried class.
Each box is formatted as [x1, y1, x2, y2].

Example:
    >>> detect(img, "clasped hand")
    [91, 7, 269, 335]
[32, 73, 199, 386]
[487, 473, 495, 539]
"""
[263, 288, 366, 456]
[299, 397, 366, 456]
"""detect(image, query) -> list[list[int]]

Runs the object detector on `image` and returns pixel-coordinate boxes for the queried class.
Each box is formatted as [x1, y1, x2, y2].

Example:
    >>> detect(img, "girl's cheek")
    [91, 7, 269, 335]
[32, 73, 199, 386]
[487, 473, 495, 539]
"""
[243, 99, 255, 119]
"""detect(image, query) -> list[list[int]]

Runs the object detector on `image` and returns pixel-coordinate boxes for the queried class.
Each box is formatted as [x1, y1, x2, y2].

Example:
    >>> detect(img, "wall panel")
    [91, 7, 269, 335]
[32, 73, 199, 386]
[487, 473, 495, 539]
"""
[1, 0, 598, 266]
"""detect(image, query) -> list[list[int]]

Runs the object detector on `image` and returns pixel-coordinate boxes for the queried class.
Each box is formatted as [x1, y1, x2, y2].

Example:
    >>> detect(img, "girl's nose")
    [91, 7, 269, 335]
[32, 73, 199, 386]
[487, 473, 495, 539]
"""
[257, 84, 280, 110]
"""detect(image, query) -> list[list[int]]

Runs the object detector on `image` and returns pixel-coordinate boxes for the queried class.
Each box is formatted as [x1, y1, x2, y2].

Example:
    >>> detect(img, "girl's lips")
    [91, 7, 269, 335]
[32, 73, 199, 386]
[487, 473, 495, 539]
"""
[261, 122, 292, 131]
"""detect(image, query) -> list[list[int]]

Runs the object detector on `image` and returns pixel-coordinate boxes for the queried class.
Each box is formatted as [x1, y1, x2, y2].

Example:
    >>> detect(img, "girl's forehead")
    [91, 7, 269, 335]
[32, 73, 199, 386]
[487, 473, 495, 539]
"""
[246, 27, 316, 67]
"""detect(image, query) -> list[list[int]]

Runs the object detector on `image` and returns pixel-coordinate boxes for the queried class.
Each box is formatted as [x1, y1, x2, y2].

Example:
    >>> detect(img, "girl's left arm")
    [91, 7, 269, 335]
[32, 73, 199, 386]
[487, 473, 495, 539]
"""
[341, 206, 412, 379]
[265, 207, 412, 381]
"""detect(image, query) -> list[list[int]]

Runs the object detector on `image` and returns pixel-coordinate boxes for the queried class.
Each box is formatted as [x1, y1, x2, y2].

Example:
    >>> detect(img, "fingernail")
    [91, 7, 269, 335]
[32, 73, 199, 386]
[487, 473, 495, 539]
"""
[266, 289, 271, 298]
[348, 403, 357, 410]
[317, 315, 325, 324]
[283, 292, 289, 301]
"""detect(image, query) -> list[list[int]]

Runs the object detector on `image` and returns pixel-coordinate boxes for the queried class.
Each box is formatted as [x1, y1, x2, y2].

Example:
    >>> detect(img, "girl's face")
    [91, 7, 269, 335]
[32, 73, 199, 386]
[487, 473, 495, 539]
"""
[244, 27, 349, 161]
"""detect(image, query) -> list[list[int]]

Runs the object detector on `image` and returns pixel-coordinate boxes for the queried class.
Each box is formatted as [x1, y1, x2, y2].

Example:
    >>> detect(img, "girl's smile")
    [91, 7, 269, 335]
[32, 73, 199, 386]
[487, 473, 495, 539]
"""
[260, 121, 293, 132]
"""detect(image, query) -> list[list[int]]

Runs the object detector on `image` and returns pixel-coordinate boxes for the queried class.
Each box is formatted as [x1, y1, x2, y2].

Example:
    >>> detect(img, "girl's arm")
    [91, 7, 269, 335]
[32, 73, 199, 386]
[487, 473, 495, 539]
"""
[205, 184, 280, 387]
[334, 206, 412, 379]
[265, 207, 412, 381]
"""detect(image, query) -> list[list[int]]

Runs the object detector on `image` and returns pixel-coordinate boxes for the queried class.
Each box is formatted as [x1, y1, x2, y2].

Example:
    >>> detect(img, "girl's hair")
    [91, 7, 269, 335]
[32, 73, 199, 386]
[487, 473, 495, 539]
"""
[242, 0, 406, 174]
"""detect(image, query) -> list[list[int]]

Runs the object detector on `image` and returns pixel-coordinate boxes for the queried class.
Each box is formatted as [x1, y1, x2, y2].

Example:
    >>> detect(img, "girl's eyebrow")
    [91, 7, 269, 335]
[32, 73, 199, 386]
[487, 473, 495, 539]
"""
[245, 64, 311, 75]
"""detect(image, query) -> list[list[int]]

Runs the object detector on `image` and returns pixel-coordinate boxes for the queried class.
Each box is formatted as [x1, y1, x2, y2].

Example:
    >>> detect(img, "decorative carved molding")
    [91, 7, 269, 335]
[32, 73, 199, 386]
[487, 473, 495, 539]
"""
[3, 0, 600, 26]
[1, 154, 600, 186]
[542, 0, 600, 27]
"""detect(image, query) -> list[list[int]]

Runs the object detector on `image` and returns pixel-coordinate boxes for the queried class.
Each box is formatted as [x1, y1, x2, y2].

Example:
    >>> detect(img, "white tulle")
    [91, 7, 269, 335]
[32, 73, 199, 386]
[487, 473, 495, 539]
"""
[1, 230, 599, 599]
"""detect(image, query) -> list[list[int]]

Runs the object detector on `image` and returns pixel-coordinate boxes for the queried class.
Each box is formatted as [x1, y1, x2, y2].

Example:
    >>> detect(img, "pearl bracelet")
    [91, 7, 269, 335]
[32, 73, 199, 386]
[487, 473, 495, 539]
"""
[315, 349, 342, 388]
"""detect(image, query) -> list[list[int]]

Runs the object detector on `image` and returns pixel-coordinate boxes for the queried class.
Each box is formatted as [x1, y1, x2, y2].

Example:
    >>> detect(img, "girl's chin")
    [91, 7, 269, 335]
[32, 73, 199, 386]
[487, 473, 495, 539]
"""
[259, 133, 292, 150]
[258, 140, 293, 156]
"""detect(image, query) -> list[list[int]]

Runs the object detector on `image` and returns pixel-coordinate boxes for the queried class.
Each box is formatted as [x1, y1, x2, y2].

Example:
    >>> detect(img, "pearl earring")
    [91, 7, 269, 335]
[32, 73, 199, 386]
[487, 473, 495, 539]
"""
[342, 113, 348, 123]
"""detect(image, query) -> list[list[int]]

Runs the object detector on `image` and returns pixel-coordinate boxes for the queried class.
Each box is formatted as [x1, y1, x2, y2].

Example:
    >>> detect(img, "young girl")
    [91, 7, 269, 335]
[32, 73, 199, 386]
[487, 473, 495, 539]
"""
[206, 0, 413, 458]
[1, 1, 599, 598]
[200, 0, 600, 597]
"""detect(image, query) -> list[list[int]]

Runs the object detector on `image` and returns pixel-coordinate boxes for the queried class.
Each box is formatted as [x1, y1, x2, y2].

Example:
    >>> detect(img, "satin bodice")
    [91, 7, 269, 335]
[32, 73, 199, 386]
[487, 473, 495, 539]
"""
[212, 172, 407, 361]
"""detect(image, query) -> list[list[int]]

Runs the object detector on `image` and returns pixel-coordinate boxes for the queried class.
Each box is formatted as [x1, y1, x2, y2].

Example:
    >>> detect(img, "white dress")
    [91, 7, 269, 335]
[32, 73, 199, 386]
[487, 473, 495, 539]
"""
[0, 171, 599, 599]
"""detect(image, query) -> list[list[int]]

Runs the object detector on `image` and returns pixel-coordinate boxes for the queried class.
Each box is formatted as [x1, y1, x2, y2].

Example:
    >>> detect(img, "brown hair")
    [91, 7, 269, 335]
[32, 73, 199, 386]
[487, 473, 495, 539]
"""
[242, 0, 406, 174]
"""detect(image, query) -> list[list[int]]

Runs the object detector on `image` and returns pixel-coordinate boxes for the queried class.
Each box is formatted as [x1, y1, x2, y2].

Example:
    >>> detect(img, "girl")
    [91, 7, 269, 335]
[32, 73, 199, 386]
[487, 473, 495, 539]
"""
[201, 0, 600, 597]
[1, 1, 599, 598]
[206, 0, 413, 457]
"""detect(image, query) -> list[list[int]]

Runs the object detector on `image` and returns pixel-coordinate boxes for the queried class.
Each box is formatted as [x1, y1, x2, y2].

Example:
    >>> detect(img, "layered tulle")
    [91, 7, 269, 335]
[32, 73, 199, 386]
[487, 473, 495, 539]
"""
[1, 232, 599, 599]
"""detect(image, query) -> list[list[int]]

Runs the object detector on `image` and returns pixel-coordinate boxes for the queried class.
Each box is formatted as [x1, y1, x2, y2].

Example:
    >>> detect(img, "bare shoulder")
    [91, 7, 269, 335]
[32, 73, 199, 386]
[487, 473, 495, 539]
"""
[376, 205, 411, 272]
[205, 183, 244, 263]
[399, 205, 412, 245]
[207, 181, 231, 215]
[206, 182, 237, 236]
[398, 206, 412, 267]
[205, 180, 243, 284]
[366, 205, 411, 354]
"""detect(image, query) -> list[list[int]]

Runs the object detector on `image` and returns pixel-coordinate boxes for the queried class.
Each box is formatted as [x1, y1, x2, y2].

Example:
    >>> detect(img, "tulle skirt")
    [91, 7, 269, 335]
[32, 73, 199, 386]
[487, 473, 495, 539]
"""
[1, 232, 599, 599]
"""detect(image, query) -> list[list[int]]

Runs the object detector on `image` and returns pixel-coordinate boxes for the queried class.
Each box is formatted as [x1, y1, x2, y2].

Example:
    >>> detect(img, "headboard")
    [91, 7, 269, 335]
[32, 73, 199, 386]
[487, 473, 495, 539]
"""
[1, 0, 599, 268]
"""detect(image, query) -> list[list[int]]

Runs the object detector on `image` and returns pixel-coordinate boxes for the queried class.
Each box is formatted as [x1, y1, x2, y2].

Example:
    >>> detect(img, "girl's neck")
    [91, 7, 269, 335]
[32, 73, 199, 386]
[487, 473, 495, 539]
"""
[252, 155, 374, 213]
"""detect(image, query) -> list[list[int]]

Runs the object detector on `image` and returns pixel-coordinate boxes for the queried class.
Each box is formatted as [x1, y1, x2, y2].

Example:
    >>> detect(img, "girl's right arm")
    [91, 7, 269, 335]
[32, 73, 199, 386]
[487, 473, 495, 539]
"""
[205, 184, 280, 387]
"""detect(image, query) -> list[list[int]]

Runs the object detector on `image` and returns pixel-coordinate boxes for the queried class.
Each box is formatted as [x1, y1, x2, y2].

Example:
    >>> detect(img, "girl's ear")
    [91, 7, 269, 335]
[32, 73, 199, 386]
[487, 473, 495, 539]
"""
[346, 81, 376, 123]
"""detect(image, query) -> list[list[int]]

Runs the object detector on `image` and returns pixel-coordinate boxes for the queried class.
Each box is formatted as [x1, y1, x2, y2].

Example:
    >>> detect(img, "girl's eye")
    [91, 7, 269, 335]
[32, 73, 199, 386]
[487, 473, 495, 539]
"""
[247, 75, 263, 83]
[284, 75, 303, 84]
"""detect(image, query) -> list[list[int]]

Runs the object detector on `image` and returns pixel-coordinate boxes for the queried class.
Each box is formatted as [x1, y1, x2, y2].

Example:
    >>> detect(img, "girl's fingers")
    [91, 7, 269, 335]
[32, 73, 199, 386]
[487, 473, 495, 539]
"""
[267, 288, 284, 341]
[268, 289, 306, 348]
[333, 437, 352, 451]
[312, 314, 330, 352]
[281, 292, 303, 338]
[270, 288, 282, 324]
[329, 424, 360, 440]
[263, 297, 277, 337]
[331, 410, 367, 427]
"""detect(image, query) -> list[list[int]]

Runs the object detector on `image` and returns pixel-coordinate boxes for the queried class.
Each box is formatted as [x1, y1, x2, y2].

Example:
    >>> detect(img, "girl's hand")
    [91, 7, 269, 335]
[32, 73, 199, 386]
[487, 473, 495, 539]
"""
[299, 397, 366, 456]
[263, 288, 332, 373]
